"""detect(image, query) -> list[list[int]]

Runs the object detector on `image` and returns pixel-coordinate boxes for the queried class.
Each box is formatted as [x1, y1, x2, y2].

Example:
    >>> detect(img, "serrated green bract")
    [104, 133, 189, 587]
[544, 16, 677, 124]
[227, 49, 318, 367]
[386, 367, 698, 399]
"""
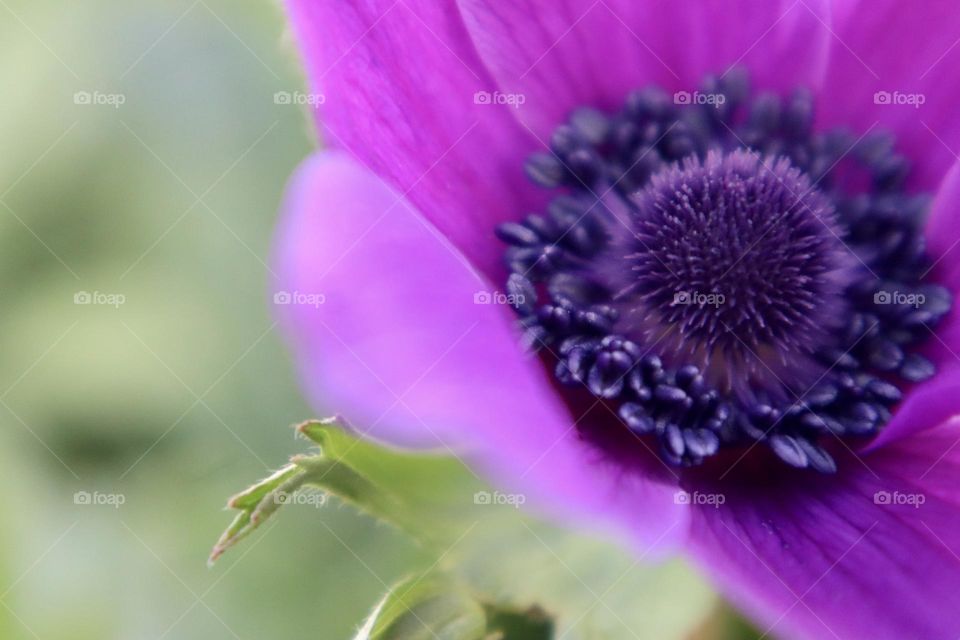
[211, 418, 720, 639]
[210, 417, 484, 564]
[354, 574, 552, 640]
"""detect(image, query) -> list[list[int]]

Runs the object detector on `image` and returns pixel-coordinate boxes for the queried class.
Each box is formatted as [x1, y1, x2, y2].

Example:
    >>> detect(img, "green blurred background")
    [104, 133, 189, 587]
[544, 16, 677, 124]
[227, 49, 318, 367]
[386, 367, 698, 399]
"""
[0, 2, 753, 638]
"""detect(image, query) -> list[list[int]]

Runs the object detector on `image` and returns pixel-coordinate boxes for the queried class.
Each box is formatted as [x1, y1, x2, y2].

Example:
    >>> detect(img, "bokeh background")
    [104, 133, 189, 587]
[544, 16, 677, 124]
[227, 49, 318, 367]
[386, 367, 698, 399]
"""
[0, 2, 754, 638]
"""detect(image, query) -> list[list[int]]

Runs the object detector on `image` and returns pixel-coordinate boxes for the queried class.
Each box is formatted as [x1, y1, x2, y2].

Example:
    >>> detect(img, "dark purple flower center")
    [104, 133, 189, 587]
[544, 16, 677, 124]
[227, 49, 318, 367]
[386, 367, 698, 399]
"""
[616, 149, 851, 397]
[497, 70, 952, 473]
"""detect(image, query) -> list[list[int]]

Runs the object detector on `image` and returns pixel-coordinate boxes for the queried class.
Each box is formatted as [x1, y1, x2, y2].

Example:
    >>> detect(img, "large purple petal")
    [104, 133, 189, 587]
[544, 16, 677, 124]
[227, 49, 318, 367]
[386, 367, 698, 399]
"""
[926, 160, 960, 285]
[456, 0, 832, 136]
[272, 150, 688, 548]
[865, 366, 960, 450]
[923, 159, 960, 365]
[689, 416, 960, 640]
[819, 0, 960, 190]
[861, 161, 960, 448]
[282, 0, 544, 278]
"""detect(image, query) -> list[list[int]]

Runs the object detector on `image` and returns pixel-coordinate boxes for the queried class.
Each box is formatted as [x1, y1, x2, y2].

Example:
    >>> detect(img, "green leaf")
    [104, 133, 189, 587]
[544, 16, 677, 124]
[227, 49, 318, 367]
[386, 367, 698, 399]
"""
[210, 417, 485, 563]
[354, 574, 553, 640]
[354, 575, 486, 640]
[211, 417, 719, 639]
[452, 523, 717, 640]
[296, 418, 485, 520]
[209, 463, 305, 565]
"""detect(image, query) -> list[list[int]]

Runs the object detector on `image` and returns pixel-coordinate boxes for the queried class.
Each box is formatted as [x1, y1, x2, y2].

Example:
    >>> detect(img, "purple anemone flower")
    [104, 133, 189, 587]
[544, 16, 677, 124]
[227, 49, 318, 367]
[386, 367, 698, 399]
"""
[271, 2, 960, 637]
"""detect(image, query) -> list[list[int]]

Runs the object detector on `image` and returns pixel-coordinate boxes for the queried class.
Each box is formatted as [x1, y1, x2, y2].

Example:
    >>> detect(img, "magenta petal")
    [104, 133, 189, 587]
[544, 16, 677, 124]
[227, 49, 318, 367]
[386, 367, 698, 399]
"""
[926, 160, 960, 282]
[855, 160, 960, 452]
[690, 416, 960, 640]
[456, 0, 832, 136]
[866, 365, 960, 450]
[272, 151, 688, 549]
[282, 0, 544, 278]
[819, 0, 960, 190]
[922, 160, 960, 369]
